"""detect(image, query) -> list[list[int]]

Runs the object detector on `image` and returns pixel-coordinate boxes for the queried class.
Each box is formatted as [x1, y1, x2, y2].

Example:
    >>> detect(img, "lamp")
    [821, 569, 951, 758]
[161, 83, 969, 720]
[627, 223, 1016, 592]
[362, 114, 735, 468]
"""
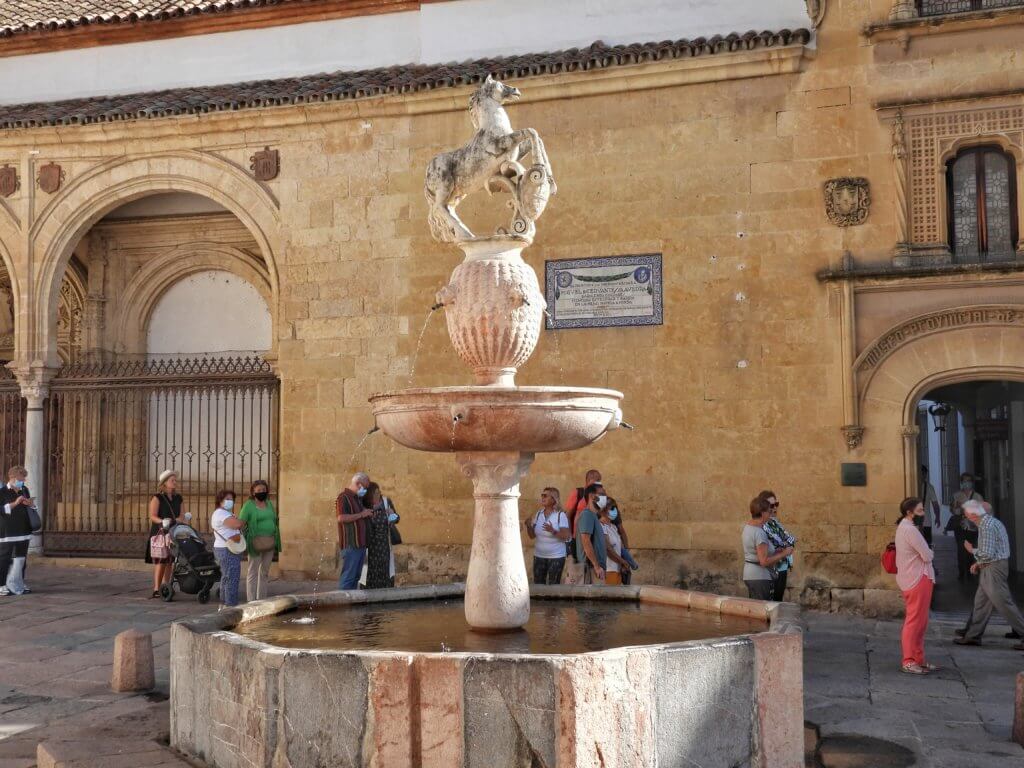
[928, 403, 952, 432]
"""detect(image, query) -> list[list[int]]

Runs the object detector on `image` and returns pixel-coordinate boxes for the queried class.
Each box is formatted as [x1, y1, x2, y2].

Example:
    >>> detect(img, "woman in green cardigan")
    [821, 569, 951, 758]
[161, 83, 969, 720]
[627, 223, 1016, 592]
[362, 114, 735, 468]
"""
[239, 479, 281, 602]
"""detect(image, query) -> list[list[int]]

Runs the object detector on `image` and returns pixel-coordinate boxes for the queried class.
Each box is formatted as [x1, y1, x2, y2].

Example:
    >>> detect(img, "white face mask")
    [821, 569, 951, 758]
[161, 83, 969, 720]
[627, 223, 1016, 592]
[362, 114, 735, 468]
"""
[223, 499, 235, 511]
[596, 495, 608, 510]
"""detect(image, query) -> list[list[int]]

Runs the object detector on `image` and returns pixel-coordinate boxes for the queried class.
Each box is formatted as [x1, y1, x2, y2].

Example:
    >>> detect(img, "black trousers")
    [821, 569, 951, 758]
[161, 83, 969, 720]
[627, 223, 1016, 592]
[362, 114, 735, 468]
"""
[533, 556, 566, 585]
[772, 570, 789, 602]
[745, 579, 775, 601]
[0, 539, 29, 587]
[954, 528, 979, 579]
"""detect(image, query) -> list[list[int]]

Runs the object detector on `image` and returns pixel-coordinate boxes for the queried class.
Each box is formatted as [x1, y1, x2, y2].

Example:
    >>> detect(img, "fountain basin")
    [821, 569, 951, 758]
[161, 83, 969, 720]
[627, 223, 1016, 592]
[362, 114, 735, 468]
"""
[170, 584, 804, 768]
[369, 386, 623, 453]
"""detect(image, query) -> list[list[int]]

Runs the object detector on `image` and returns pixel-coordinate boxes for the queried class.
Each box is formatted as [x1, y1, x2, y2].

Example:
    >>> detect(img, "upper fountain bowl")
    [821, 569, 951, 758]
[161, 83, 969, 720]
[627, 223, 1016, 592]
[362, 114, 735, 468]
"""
[369, 386, 623, 453]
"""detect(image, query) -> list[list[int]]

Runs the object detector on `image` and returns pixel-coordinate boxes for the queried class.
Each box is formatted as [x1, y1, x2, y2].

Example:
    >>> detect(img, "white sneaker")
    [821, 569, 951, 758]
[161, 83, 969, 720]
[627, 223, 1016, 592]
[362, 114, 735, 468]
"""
[0, 587, 10, 596]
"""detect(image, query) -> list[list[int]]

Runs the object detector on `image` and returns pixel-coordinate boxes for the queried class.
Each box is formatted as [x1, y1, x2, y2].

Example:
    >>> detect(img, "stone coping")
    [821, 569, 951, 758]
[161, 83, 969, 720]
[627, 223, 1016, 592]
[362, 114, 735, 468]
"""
[173, 583, 801, 660]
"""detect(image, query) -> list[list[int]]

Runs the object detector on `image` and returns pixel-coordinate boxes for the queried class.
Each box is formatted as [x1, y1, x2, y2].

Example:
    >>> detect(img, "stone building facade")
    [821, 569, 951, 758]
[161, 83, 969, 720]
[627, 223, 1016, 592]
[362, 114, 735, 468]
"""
[0, 0, 1022, 612]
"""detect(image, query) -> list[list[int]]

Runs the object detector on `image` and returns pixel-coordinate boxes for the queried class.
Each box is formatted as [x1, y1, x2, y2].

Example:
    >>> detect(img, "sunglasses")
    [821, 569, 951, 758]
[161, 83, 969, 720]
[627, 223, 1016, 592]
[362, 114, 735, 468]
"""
[769, 503, 780, 509]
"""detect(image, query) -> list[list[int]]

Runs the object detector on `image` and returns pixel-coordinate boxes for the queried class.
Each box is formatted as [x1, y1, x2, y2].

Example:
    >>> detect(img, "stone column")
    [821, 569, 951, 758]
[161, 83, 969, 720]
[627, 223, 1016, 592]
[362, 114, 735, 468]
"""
[900, 424, 920, 497]
[10, 363, 57, 552]
[892, 111, 911, 258]
[457, 451, 534, 631]
[889, 0, 918, 20]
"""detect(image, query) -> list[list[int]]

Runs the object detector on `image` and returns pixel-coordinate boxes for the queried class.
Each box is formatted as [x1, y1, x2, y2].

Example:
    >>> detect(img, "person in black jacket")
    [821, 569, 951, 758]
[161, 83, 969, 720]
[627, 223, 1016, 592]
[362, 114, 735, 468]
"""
[0, 466, 38, 596]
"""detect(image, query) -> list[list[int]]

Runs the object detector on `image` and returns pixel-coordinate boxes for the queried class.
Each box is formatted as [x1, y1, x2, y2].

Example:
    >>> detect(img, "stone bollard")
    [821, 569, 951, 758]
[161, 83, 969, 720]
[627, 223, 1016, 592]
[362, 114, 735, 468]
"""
[111, 629, 155, 692]
[1015, 672, 1024, 746]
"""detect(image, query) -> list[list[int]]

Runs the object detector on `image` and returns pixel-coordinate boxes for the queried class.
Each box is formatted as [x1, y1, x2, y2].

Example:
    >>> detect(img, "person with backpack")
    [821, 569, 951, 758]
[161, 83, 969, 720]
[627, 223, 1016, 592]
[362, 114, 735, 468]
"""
[894, 496, 936, 675]
[524, 487, 570, 585]
[562, 470, 601, 585]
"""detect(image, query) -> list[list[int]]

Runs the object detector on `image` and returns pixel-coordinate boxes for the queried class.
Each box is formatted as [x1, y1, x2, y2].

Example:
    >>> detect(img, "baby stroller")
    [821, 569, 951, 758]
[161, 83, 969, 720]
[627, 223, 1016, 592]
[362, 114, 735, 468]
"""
[160, 522, 221, 604]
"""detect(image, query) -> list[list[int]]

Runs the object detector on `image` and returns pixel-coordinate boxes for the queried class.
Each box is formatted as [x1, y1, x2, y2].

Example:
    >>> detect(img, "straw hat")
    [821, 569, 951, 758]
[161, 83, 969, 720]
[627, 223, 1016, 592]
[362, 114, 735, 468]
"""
[158, 469, 176, 485]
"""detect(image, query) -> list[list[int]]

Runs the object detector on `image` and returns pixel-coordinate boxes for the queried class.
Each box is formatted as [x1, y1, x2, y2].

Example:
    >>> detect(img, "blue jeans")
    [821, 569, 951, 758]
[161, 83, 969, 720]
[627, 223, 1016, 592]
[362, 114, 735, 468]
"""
[339, 547, 366, 590]
[215, 548, 241, 607]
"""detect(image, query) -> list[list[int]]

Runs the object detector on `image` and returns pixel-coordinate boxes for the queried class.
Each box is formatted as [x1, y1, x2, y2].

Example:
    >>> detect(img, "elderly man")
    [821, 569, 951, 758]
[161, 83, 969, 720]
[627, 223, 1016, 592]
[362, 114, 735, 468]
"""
[953, 500, 1024, 648]
[336, 472, 372, 590]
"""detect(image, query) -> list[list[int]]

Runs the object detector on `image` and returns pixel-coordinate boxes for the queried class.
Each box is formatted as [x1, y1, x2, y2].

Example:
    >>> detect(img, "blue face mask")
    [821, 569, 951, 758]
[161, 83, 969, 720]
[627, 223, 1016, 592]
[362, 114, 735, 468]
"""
[356, 487, 367, 498]
[387, 512, 399, 524]
[223, 499, 235, 511]
[12, 480, 23, 490]
[609, 508, 619, 521]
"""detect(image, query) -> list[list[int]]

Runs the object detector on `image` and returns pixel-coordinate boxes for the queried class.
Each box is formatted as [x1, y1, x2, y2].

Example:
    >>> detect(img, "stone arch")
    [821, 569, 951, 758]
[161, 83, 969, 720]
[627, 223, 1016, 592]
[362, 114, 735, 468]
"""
[113, 242, 272, 354]
[29, 151, 281, 366]
[857, 311, 1024, 493]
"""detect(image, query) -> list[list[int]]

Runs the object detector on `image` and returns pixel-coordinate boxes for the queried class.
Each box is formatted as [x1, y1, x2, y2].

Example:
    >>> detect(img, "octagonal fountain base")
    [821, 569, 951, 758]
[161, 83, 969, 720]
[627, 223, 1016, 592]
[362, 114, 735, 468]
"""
[170, 585, 804, 768]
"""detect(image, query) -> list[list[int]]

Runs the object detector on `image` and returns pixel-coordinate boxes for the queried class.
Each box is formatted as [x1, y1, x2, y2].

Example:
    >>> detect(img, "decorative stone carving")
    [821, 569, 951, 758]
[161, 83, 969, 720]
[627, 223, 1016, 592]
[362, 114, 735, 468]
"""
[435, 238, 545, 387]
[891, 110, 910, 255]
[806, 0, 827, 28]
[424, 75, 556, 244]
[36, 162, 64, 194]
[824, 177, 870, 227]
[857, 305, 1024, 371]
[899, 424, 920, 439]
[889, 0, 918, 21]
[841, 425, 864, 450]
[0, 165, 19, 198]
[249, 146, 279, 181]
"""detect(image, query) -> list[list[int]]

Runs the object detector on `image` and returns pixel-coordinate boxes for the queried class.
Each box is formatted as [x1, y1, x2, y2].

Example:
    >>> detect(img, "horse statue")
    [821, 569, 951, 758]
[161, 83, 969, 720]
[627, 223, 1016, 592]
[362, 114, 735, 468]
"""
[424, 75, 557, 243]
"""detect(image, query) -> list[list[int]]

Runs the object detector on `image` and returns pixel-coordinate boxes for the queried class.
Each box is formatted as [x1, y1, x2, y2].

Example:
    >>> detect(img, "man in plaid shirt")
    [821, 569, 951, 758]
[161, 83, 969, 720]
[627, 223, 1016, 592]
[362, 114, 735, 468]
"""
[954, 500, 1024, 648]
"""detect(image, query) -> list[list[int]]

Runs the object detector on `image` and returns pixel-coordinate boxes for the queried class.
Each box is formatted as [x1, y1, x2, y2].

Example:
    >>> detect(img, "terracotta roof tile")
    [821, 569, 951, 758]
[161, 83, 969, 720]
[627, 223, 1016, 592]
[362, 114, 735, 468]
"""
[0, 31, 811, 130]
[0, 1, 311, 36]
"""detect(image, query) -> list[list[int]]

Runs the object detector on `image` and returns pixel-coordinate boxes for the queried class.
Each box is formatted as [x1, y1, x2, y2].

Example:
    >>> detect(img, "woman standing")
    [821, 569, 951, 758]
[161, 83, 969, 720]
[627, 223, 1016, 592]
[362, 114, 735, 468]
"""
[760, 490, 797, 602]
[524, 487, 570, 585]
[145, 470, 184, 598]
[599, 502, 631, 586]
[211, 490, 244, 608]
[895, 496, 937, 675]
[239, 480, 280, 602]
[606, 497, 640, 584]
[362, 482, 400, 589]
[742, 496, 793, 600]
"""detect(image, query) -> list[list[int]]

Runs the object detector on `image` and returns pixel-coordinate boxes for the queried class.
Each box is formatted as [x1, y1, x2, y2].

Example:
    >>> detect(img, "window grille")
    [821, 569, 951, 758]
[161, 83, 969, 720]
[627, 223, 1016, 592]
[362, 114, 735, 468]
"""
[946, 146, 1019, 263]
[918, 0, 1024, 16]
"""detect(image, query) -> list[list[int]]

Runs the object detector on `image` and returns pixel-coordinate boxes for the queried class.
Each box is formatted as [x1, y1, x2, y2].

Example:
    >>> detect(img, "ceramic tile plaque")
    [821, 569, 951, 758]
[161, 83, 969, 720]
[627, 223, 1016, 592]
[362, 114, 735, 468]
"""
[544, 253, 663, 330]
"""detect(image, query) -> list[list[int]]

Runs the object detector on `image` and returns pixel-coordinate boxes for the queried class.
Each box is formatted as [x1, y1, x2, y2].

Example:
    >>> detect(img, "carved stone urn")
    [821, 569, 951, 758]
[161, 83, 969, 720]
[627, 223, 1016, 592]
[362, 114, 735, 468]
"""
[435, 236, 545, 387]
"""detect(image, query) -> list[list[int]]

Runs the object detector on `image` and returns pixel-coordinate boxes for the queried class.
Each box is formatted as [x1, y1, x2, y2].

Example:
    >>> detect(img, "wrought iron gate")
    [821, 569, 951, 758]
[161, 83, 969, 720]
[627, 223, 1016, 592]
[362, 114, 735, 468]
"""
[0, 366, 26, 477]
[43, 356, 279, 557]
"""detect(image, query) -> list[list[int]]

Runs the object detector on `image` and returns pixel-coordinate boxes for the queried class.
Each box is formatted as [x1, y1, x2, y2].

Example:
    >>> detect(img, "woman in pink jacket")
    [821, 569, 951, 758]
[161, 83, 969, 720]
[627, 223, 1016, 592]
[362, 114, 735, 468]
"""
[895, 496, 937, 675]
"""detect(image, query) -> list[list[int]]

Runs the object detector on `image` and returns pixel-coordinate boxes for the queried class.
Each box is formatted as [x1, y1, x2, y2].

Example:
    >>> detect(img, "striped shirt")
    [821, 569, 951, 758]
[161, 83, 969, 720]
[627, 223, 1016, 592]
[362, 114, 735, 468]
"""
[975, 514, 1011, 564]
[336, 489, 367, 549]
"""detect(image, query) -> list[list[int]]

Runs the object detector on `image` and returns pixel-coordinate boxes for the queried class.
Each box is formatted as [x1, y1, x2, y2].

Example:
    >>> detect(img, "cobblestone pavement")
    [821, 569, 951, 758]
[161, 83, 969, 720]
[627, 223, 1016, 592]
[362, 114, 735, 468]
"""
[1, 566, 1023, 767]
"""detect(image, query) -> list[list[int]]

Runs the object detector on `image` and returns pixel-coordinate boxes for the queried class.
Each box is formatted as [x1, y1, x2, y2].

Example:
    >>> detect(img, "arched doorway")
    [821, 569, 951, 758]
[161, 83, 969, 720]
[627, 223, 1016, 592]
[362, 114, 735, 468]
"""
[39, 191, 280, 557]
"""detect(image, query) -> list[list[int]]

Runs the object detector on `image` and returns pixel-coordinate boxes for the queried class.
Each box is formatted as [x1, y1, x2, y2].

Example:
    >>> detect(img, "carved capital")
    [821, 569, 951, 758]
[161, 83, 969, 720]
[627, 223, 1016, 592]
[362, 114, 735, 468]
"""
[806, 0, 827, 28]
[842, 425, 865, 450]
[7, 362, 58, 407]
[899, 424, 921, 439]
[457, 451, 534, 498]
[889, 0, 918, 20]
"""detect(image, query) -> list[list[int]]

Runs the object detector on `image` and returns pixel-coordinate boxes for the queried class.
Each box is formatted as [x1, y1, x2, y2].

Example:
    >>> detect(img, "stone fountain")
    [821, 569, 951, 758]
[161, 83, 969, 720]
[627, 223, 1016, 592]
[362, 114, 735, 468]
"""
[170, 78, 806, 768]
[370, 73, 623, 630]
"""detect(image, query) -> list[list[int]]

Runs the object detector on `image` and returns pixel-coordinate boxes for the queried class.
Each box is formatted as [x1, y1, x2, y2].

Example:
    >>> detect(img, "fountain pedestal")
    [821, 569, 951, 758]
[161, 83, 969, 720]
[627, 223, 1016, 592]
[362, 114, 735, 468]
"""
[458, 451, 534, 630]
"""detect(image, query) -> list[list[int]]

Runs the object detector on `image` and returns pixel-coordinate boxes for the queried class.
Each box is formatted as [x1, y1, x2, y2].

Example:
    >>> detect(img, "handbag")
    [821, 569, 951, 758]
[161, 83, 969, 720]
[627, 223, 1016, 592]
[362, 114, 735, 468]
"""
[251, 535, 276, 553]
[389, 524, 402, 546]
[26, 505, 41, 533]
[881, 542, 898, 574]
[150, 532, 170, 560]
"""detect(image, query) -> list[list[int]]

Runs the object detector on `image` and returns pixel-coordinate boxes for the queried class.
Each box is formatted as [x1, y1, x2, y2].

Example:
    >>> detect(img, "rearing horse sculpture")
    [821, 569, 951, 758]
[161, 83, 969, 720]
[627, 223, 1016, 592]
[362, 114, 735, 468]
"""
[424, 75, 557, 243]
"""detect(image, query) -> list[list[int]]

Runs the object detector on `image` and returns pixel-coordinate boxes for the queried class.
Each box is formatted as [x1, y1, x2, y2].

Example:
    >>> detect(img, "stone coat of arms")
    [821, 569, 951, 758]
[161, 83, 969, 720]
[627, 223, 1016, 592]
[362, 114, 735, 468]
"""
[249, 147, 279, 181]
[0, 165, 19, 198]
[37, 162, 65, 194]
[824, 177, 870, 227]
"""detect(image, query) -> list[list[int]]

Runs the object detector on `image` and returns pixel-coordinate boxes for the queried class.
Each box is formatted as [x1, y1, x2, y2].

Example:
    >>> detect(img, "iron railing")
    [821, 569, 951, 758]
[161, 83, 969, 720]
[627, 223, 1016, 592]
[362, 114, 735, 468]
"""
[0, 366, 26, 480]
[918, 0, 1024, 16]
[43, 355, 280, 557]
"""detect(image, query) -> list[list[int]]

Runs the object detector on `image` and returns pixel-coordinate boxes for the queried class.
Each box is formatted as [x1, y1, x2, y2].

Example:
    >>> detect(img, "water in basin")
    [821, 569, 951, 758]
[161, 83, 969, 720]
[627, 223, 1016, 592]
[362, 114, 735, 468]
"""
[234, 598, 766, 654]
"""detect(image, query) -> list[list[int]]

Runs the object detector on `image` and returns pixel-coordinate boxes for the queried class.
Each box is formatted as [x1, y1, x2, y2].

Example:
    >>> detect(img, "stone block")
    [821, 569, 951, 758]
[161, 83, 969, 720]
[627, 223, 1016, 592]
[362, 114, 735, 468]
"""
[830, 589, 864, 615]
[862, 588, 903, 619]
[110, 629, 154, 693]
[38, 740, 193, 768]
[752, 632, 804, 768]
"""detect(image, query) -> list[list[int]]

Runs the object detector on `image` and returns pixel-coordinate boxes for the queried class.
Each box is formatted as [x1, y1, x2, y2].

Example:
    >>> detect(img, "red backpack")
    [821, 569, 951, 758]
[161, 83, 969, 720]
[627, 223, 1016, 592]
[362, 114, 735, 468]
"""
[881, 542, 898, 574]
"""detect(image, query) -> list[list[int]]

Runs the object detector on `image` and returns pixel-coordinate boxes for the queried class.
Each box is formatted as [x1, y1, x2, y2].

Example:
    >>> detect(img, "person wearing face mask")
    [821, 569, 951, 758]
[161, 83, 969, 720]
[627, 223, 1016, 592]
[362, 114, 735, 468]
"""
[894, 496, 937, 675]
[210, 490, 244, 608]
[599, 500, 631, 586]
[949, 473, 984, 582]
[574, 484, 608, 584]
[239, 480, 280, 602]
[605, 498, 639, 585]
[361, 481, 401, 589]
[337, 472, 372, 590]
[0, 466, 38, 597]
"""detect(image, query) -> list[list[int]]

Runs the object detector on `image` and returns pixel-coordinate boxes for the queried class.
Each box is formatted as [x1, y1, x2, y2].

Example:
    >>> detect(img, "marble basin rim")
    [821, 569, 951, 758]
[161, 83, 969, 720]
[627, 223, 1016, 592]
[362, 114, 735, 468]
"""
[170, 584, 805, 768]
[368, 385, 624, 453]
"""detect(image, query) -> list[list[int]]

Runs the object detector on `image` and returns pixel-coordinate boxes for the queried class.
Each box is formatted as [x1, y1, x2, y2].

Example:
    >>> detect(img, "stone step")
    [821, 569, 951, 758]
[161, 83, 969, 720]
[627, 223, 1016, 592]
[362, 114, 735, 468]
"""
[37, 739, 197, 768]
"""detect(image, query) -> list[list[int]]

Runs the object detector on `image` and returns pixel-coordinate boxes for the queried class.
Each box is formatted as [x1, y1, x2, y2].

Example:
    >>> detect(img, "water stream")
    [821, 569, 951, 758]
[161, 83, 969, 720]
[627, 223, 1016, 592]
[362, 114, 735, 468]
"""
[407, 307, 437, 385]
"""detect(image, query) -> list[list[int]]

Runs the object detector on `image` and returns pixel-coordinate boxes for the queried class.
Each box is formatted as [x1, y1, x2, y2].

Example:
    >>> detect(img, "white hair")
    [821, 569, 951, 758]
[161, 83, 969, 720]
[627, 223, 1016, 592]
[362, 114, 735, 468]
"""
[963, 499, 986, 516]
[351, 472, 370, 486]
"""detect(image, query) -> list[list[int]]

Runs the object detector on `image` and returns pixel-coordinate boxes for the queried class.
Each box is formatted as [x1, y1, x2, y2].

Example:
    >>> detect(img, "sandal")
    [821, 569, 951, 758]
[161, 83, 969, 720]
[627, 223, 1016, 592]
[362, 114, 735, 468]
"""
[900, 663, 928, 675]
[150, 590, 161, 599]
[922, 663, 940, 672]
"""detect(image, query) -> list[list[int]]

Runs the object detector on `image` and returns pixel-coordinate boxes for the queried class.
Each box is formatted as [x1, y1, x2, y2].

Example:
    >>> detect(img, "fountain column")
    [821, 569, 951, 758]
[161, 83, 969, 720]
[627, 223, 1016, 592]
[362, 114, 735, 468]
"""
[457, 451, 534, 630]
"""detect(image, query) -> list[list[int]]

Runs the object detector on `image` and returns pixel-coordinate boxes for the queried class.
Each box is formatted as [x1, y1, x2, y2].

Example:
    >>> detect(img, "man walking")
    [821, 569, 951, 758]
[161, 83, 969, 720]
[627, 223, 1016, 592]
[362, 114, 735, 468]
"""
[337, 472, 371, 590]
[953, 500, 1024, 647]
[0, 466, 38, 596]
[949, 472, 983, 581]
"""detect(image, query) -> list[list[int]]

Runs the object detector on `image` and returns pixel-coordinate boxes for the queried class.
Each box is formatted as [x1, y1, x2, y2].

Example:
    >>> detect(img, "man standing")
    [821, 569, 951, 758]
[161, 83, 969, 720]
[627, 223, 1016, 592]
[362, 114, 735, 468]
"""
[0, 466, 37, 596]
[949, 472, 983, 581]
[953, 501, 1024, 647]
[337, 472, 371, 590]
[574, 483, 608, 585]
[918, 465, 941, 546]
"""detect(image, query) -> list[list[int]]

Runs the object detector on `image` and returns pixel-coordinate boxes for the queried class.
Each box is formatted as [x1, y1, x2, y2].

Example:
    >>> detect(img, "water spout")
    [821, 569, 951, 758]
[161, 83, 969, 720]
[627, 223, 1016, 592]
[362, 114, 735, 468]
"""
[619, 421, 635, 430]
[431, 301, 445, 311]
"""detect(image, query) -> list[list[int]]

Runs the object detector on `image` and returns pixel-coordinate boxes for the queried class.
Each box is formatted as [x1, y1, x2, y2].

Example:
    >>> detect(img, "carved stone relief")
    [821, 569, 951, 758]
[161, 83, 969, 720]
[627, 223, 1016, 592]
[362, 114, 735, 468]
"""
[824, 177, 870, 227]
[806, 0, 827, 28]
[0, 165, 19, 198]
[249, 146, 279, 181]
[37, 162, 64, 194]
